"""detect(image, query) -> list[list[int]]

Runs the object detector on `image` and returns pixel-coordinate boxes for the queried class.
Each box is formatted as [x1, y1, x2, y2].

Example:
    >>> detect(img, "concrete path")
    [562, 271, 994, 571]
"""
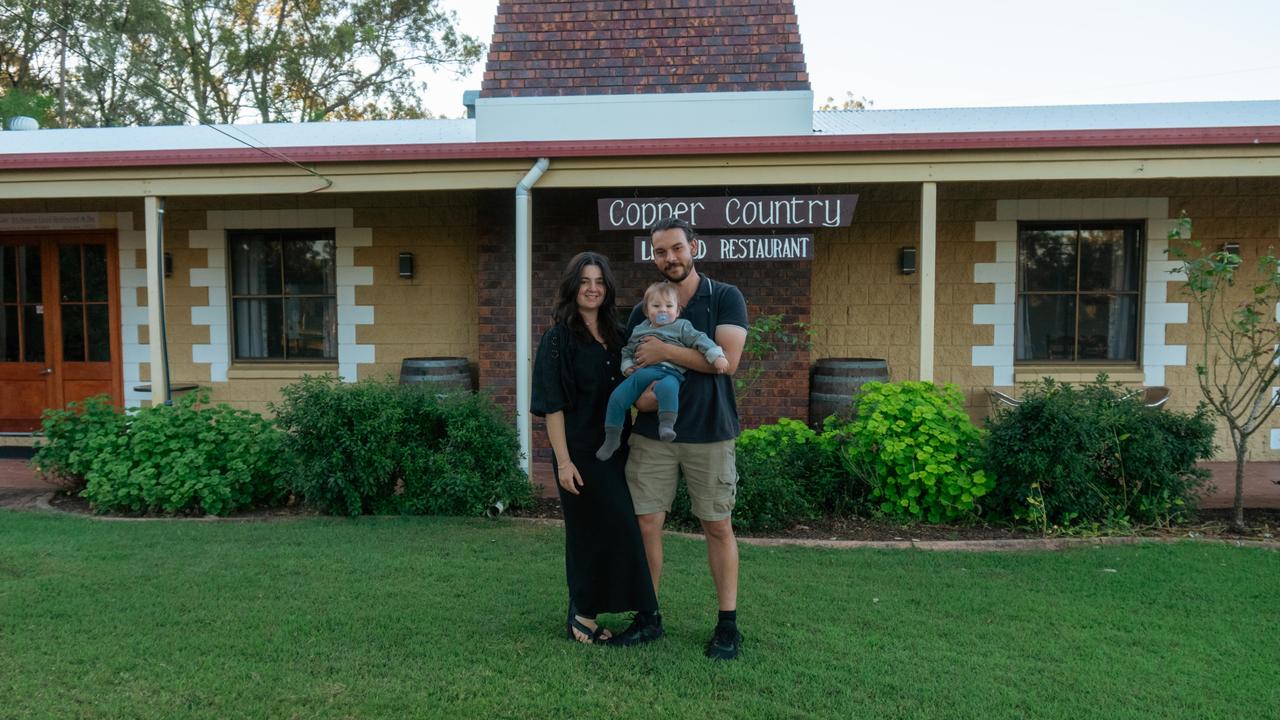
[0, 454, 58, 510]
[1198, 462, 1280, 509]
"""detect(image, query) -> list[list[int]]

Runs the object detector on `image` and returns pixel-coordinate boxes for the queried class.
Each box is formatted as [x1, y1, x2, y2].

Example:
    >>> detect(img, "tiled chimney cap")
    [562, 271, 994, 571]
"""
[479, 0, 810, 98]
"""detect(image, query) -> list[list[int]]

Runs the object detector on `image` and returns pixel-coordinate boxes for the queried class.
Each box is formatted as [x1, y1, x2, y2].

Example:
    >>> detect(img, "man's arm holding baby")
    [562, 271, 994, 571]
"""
[631, 324, 746, 411]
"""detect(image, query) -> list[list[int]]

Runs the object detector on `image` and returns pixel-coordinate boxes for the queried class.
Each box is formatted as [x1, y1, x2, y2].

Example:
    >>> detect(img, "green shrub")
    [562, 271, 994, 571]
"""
[397, 389, 533, 517]
[666, 417, 855, 532]
[32, 395, 126, 491]
[272, 376, 401, 515]
[740, 417, 854, 512]
[984, 378, 1215, 530]
[35, 391, 286, 516]
[272, 376, 533, 517]
[833, 381, 990, 523]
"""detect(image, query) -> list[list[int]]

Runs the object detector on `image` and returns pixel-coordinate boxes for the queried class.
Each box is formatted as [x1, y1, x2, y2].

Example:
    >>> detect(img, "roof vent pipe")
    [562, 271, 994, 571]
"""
[5, 116, 39, 131]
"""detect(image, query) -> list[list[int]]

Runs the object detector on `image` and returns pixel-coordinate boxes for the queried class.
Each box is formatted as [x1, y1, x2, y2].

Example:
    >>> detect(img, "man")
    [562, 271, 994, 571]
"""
[609, 216, 748, 660]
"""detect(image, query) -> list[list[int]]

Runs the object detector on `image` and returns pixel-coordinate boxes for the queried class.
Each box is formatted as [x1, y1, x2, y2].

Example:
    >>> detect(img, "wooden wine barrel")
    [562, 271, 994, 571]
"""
[398, 357, 473, 392]
[809, 358, 889, 426]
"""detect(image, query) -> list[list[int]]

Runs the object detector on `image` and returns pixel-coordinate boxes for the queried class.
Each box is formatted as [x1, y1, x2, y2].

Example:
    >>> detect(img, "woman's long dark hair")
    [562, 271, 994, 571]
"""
[552, 251, 625, 348]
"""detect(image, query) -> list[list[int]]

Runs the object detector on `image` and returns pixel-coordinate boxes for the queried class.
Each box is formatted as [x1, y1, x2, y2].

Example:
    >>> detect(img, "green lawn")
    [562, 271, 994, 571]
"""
[1, 511, 1276, 720]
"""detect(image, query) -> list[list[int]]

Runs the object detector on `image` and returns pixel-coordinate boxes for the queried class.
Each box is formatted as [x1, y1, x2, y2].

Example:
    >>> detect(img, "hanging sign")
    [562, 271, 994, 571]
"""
[0, 212, 104, 231]
[599, 194, 857, 231]
[634, 233, 814, 263]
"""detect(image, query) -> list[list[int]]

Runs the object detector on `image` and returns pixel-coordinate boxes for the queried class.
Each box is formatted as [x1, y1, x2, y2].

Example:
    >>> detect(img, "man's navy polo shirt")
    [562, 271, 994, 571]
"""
[627, 274, 748, 443]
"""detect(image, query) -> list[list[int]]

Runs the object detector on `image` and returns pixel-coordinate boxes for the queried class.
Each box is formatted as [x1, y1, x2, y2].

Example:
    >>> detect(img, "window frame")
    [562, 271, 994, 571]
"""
[226, 227, 338, 364]
[1013, 220, 1145, 366]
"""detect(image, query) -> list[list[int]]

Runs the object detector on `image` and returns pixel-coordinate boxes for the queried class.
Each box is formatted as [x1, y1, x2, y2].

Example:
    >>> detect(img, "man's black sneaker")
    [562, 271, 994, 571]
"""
[607, 612, 664, 647]
[705, 622, 742, 660]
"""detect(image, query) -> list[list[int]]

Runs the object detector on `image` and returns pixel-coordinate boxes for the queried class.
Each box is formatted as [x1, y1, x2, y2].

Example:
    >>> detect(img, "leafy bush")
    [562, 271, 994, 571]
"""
[984, 378, 1215, 530]
[34, 391, 286, 516]
[396, 387, 534, 517]
[832, 381, 990, 523]
[666, 417, 855, 532]
[32, 395, 126, 492]
[272, 376, 533, 517]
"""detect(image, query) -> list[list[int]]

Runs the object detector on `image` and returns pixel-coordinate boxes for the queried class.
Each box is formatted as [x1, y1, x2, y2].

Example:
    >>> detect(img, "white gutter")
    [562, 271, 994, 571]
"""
[515, 158, 549, 478]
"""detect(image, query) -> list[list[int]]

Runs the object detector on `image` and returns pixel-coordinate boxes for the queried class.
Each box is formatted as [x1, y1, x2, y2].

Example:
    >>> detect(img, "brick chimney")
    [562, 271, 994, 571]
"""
[474, 0, 814, 141]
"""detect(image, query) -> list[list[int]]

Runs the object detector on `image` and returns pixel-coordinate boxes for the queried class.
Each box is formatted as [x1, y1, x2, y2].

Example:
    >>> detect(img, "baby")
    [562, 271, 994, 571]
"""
[596, 281, 729, 460]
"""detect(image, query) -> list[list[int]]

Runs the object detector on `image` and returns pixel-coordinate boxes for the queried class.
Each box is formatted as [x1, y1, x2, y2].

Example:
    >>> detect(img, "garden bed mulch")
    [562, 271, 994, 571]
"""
[509, 497, 1280, 543]
[45, 492, 321, 521]
[40, 492, 1280, 543]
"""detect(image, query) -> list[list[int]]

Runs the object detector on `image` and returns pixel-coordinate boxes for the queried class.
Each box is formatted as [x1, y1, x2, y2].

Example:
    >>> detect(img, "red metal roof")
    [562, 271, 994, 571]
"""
[2, 126, 1279, 171]
[480, 0, 809, 98]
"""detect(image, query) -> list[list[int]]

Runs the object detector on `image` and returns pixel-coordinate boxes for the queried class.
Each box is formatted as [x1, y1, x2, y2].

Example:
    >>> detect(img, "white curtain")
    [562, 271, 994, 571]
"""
[1105, 229, 1139, 360]
[232, 242, 270, 358]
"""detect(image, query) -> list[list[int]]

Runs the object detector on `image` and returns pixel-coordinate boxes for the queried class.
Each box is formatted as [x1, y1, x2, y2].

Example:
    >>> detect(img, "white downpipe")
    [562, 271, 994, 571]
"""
[919, 182, 937, 382]
[515, 158, 550, 477]
[144, 196, 170, 405]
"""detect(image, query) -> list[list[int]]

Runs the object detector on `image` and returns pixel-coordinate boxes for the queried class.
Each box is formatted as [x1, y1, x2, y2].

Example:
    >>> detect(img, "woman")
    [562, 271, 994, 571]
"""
[531, 252, 659, 645]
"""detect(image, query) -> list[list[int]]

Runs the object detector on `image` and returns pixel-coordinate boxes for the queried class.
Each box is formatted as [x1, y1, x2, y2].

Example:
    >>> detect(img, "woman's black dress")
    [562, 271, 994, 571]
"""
[531, 323, 658, 617]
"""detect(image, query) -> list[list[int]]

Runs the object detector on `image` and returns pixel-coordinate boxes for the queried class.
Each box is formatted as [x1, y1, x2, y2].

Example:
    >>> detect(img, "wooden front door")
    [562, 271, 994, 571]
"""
[0, 232, 122, 431]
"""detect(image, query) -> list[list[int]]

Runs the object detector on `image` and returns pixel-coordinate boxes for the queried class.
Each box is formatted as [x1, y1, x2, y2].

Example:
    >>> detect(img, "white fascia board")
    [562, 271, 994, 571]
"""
[0, 118, 475, 155]
[474, 90, 814, 142]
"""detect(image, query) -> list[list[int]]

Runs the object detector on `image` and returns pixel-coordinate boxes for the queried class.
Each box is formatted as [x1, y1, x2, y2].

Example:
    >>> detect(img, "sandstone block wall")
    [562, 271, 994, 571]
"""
[812, 178, 1280, 460]
[161, 191, 480, 415]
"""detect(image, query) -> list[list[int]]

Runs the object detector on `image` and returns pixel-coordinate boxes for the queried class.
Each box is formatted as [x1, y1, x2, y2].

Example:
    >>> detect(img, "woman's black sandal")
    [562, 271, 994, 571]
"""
[566, 614, 610, 644]
[566, 601, 610, 644]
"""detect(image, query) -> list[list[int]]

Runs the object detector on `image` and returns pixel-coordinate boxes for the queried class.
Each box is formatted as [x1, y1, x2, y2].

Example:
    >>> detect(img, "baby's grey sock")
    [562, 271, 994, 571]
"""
[596, 426, 623, 460]
[658, 412, 678, 442]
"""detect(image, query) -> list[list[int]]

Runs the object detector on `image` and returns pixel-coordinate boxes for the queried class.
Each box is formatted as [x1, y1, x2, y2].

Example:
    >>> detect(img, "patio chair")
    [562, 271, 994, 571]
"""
[986, 388, 1021, 408]
[1118, 386, 1171, 408]
[1140, 386, 1171, 408]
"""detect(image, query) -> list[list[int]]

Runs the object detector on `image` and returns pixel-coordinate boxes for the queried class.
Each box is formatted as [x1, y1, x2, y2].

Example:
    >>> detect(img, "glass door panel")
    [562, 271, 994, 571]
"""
[58, 243, 111, 363]
[0, 245, 44, 363]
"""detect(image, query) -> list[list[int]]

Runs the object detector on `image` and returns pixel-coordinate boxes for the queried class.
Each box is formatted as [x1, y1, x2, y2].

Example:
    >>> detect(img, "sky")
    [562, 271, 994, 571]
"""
[418, 0, 1280, 118]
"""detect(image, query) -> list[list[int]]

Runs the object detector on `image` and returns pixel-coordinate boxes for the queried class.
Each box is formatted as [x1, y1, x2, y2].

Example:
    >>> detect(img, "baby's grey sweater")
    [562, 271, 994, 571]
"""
[621, 319, 725, 374]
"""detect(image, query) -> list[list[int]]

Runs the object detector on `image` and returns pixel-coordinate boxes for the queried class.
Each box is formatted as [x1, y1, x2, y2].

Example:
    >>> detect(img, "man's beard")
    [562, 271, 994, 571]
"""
[661, 258, 692, 283]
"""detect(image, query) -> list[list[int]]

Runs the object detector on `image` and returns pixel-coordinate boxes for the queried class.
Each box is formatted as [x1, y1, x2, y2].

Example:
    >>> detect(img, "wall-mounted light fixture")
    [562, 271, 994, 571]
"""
[163, 252, 173, 278]
[398, 252, 414, 279]
[899, 247, 917, 275]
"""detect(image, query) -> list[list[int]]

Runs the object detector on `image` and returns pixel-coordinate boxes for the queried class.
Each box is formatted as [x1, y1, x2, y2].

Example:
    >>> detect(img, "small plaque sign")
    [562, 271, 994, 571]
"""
[634, 234, 815, 263]
[0, 212, 103, 231]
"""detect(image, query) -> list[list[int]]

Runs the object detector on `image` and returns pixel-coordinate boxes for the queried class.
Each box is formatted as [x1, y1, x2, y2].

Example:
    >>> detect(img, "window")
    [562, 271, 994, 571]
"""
[229, 229, 336, 361]
[1016, 222, 1142, 363]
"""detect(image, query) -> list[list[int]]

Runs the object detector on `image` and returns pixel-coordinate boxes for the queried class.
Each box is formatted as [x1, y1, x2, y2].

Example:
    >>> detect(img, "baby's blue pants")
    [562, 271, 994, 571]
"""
[605, 365, 683, 428]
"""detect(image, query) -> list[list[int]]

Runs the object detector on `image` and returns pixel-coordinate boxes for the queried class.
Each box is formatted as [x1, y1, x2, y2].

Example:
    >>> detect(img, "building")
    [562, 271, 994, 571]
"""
[2, 0, 1279, 488]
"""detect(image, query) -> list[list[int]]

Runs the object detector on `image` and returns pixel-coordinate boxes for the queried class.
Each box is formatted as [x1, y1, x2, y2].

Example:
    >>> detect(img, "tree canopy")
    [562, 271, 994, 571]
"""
[0, 0, 484, 127]
[817, 91, 872, 111]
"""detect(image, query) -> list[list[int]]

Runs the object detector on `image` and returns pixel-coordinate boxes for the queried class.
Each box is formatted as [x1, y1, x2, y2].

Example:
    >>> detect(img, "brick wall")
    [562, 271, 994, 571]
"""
[481, 0, 808, 97]
[477, 190, 517, 411]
